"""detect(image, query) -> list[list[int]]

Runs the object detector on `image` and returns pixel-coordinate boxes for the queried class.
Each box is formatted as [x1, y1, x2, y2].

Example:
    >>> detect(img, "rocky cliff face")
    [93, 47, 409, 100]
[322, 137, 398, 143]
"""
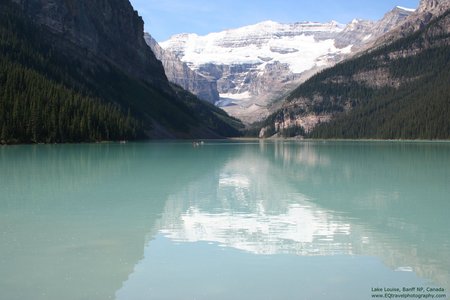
[144, 33, 219, 103]
[12, 0, 168, 87]
[6, 0, 243, 139]
[419, 0, 446, 12]
[160, 8, 413, 124]
[369, 0, 450, 48]
[160, 21, 350, 123]
[333, 6, 414, 51]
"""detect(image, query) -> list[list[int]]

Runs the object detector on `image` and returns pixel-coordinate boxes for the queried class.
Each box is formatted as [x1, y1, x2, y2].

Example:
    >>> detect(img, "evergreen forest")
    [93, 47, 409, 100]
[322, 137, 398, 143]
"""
[0, 1, 242, 144]
[261, 9, 450, 140]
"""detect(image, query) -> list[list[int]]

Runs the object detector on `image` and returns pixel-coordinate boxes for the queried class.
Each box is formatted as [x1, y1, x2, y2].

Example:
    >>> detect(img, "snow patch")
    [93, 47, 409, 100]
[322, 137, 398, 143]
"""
[396, 6, 416, 12]
[341, 44, 353, 54]
[363, 34, 373, 41]
[220, 92, 252, 100]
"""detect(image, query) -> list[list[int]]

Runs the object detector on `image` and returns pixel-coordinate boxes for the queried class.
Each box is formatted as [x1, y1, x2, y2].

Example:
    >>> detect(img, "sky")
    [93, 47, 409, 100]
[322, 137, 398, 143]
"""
[129, 0, 420, 42]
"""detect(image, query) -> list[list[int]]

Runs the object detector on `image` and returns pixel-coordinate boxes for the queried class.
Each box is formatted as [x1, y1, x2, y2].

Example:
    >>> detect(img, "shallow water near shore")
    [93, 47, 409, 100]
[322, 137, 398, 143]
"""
[1, 141, 449, 300]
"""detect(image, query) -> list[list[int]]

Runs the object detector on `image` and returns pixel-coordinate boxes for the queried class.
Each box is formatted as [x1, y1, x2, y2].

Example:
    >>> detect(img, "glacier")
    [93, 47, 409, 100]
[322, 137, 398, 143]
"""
[158, 7, 414, 124]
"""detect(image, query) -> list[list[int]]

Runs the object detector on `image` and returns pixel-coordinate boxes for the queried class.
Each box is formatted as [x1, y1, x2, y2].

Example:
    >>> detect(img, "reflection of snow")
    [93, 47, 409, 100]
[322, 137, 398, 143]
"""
[161, 204, 352, 256]
[219, 174, 250, 189]
[220, 92, 252, 101]
[159, 152, 354, 256]
[395, 267, 413, 272]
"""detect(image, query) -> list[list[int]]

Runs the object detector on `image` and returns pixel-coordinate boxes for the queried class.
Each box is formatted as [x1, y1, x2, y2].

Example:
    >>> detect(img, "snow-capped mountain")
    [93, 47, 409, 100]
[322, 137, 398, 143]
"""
[259, 0, 450, 139]
[159, 7, 414, 124]
[160, 21, 351, 123]
[161, 21, 347, 74]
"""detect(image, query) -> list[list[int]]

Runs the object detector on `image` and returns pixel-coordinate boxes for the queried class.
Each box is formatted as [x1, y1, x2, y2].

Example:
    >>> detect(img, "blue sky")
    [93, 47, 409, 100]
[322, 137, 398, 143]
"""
[130, 0, 420, 41]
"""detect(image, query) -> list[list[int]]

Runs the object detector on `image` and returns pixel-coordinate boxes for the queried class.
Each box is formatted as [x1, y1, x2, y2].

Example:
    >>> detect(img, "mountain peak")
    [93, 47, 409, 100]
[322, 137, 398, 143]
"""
[160, 13, 408, 123]
[255, 20, 280, 26]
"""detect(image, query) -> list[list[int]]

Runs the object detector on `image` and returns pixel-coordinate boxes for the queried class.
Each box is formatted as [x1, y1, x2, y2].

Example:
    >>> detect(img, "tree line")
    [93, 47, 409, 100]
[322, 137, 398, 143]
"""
[259, 9, 450, 139]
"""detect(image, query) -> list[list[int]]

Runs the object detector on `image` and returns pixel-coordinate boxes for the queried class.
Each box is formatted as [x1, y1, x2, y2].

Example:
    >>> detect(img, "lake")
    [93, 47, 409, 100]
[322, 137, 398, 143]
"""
[0, 141, 449, 300]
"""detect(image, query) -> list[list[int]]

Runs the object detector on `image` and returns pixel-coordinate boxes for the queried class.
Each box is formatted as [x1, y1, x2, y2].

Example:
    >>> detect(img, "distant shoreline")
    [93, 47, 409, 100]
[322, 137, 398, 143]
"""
[2, 138, 450, 146]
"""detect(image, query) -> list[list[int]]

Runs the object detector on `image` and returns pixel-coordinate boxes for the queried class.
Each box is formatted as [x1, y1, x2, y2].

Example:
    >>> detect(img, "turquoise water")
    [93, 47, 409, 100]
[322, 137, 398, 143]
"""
[0, 141, 449, 300]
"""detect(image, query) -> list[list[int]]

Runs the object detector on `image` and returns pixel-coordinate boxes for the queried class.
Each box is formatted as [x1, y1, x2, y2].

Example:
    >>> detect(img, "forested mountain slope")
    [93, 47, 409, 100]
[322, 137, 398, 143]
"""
[0, 0, 242, 144]
[260, 5, 450, 140]
[160, 6, 413, 124]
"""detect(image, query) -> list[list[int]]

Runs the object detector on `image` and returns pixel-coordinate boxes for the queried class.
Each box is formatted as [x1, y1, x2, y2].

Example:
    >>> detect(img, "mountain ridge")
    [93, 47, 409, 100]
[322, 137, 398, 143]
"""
[160, 7, 414, 124]
[258, 1, 450, 140]
[11, 0, 169, 87]
[367, 0, 450, 49]
[0, 0, 243, 144]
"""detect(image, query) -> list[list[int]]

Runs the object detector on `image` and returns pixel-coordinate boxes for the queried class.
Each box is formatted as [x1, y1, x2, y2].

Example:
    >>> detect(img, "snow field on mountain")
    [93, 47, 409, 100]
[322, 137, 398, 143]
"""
[160, 20, 351, 74]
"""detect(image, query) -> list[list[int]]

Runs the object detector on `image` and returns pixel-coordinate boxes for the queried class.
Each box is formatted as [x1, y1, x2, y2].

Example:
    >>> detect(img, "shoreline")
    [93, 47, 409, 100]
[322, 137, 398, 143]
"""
[2, 138, 450, 146]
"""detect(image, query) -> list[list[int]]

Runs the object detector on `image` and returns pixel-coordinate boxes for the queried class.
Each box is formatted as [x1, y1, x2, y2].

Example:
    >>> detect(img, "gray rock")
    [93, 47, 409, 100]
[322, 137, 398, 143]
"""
[161, 9, 413, 124]
[368, 0, 450, 49]
[144, 33, 219, 104]
[12, 0, 169, 89]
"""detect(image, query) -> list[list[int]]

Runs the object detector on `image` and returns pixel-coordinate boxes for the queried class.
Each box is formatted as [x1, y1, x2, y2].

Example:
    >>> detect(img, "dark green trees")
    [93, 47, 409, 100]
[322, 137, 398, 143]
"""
[0, 1, 144, 144]
[261, 9, 450, 140]
[0, 1, 242, 144]
[0, 58, 144, 144]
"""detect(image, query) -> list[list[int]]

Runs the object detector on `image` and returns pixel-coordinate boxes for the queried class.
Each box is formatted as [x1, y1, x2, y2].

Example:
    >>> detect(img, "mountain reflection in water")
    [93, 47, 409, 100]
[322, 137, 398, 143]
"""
[152, 141, 450, 290]
[1, 141, 449, 300]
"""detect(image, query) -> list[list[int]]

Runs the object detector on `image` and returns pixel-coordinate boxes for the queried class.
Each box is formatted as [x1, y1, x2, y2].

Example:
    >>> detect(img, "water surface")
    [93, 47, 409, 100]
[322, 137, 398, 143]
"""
[1, 141, 449, 300]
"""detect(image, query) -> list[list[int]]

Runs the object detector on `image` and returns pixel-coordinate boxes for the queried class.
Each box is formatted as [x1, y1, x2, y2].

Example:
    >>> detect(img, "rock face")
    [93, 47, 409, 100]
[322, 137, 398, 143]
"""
[369, 0, 450, 48]
[160, 8, 413, 124]
[7, 0, 243, 139]
[160, 21, 350, 123]
[419, 0, 446, 12]
[144, 33, 219, 103]
[11, 0, 168, 87]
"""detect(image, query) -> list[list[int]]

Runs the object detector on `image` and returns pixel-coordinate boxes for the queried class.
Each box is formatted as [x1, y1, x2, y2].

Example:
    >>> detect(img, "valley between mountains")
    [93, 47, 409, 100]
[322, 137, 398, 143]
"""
[153, 6, 414, 124]
[0, 0, 449, 143]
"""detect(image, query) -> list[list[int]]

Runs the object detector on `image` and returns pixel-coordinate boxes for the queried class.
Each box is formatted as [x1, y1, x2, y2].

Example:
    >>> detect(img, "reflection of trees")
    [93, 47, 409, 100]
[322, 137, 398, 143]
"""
[0, 143, 237, 300]
[157, 141, 450, 289]
[271, 141, 450, 290]
[266, 141, 450, 290]
[2, 141, 447, 299]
